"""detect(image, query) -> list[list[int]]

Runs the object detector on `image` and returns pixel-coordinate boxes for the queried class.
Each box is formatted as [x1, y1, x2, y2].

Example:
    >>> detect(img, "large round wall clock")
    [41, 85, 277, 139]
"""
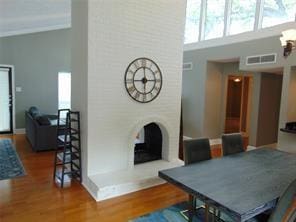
[124, 57, 162, 103]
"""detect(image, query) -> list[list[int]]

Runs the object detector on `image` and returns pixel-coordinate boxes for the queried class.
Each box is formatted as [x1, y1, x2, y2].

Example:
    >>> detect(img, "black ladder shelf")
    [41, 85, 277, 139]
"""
[53, 109, 82, 188]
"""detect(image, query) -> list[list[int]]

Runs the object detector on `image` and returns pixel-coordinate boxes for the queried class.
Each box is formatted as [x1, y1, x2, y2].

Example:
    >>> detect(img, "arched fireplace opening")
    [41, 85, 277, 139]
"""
[134, 122, 162, 164]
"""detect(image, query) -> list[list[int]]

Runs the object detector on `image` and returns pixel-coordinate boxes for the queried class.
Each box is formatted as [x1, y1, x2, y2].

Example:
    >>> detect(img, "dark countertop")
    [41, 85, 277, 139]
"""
[280, 128, 296, 134]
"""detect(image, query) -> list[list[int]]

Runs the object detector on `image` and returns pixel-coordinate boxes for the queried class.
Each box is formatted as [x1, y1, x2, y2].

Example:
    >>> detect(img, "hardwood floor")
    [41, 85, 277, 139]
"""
[0, 134, 222, 222]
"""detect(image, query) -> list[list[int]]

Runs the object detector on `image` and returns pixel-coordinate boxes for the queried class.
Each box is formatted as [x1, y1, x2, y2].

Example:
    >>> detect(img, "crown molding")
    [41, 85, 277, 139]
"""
[0, 24, 71, 38]
[0, 13, 71, 37]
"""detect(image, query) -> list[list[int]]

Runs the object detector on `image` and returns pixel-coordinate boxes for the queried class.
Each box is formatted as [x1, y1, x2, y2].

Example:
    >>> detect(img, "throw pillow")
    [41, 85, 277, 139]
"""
[29, 106, 40, 118]
[36, 116, 51, 126]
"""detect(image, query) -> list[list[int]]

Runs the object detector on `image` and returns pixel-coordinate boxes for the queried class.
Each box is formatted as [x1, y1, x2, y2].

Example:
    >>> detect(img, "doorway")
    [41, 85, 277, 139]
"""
[224, 75, 252, 134]
[0, 66, 13, 134]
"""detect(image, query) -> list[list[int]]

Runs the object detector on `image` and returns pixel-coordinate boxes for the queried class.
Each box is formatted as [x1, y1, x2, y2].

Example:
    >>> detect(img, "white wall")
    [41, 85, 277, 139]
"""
[71, 0, 89, 183]
[72, 0, 186, 177]
[203, 62, 223, 138]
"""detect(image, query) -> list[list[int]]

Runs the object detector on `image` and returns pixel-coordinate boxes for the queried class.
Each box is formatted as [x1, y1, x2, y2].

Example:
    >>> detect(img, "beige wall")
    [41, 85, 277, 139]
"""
[183, 32, 296, 149]
[287, 67, 296, 121]
[256, 73, 283, 146]
[203, 62, 223, 138]
[278, 66, 296, 153]
[203, 62, 261, 145]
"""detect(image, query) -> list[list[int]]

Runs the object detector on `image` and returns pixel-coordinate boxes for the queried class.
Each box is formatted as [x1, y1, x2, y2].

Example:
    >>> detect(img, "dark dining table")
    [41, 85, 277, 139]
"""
[159, 148, 296, 222]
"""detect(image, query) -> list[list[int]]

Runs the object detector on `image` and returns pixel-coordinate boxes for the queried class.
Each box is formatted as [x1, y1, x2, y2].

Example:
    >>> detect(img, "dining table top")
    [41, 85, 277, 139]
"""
[159, 148, 296, 221]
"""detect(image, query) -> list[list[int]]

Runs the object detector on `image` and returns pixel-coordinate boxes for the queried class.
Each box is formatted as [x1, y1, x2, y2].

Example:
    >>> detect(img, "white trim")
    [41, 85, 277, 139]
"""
[0, 64, 15, 134]
[0, 24, 71, 38]
[183, 136, 222, 146]
[247, 145, 257, 151]
[82, 182, 99, 202]
[209, 138, 222, 146]
[14, 128, 26, 134]
[184, 22, 296, 51]
[254, 0, 264, 30]
[224, 0, 232, 37]
[183, 136, 193, 140]
[199, 0, 207, 41]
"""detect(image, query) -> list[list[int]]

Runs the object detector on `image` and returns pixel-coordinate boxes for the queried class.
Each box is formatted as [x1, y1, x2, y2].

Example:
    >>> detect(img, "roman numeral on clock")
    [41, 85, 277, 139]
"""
[135, 92, 140, 99]
[142, 94, 146, 102]
[141, 59, 146, 67]
[133, 61, 139, 69]
[128, 86, 136, 94]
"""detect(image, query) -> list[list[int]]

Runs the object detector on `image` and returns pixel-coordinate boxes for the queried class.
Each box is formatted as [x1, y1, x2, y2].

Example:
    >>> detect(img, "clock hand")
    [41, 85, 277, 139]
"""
[144, 67, 146, 79]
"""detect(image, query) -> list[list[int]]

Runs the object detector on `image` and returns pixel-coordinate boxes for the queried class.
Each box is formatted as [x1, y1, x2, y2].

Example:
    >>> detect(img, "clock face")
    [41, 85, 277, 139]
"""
[124, 58, 162, 103]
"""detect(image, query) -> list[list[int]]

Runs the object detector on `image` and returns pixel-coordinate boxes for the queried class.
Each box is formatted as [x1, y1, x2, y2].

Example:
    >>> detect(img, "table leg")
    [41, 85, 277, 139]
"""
[205, 203, 209, 222]
[188, 194, 195, 222]
[217, 210, 221, 221]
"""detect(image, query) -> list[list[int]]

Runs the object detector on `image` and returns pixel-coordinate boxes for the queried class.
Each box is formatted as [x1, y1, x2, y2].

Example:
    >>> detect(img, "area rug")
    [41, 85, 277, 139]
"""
[129, 202, 233, 222]
[0, 139, 26, 180]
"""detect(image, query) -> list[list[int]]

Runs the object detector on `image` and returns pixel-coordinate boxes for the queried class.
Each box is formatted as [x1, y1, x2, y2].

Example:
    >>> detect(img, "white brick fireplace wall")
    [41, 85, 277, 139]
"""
[71, 0, 186, 201]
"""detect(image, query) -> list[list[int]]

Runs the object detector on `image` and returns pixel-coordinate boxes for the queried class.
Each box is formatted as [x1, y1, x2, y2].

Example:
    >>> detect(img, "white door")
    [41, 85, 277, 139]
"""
[0, 67, 12, 133]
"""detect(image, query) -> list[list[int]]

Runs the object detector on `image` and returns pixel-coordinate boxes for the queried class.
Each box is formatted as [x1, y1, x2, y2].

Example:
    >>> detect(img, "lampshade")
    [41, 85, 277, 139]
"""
[280, 29, 296, 46]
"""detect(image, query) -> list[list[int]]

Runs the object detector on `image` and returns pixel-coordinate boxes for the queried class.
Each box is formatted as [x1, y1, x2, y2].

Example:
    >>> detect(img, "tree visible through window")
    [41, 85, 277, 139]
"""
[262, 0, 296, 28]
[204, 0, 225, 40]
[58, 72, 71, 110]
[184, 0, 201, 44]
[229, 0, 257, 35]
[184, 0, 296, 44]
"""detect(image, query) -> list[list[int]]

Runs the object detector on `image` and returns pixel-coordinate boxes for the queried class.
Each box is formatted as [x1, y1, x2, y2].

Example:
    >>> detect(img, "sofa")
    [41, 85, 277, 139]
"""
[25, 106, 59, 151]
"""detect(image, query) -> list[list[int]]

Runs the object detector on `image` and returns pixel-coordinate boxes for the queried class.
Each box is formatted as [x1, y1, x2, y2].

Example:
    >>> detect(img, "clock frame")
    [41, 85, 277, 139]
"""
[124, 57, 162, 103]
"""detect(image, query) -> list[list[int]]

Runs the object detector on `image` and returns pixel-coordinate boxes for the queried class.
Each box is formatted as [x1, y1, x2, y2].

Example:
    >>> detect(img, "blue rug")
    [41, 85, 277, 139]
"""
[0, 139, 26, 180]
[129, 201, 233, 222]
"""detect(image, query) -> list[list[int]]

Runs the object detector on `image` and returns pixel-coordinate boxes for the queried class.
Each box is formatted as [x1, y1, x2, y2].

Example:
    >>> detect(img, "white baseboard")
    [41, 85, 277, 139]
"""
[14, 128, 26, 134]
[247, 145, 257, 151]
[183, 136, 192, 140]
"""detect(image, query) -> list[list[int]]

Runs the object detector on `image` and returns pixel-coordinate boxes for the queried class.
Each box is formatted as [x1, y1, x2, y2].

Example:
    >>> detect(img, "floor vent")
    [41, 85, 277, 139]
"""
[183, 62, 193, 70]
[246, 53, 276, 65]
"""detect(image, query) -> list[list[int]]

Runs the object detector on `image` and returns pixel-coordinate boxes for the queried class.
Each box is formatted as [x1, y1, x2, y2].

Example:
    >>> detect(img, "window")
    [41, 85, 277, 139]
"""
[204, 0, 225, 40]
[184, 0, 201, 44]
[229, 0, 257, 35]
[184, 0, 296, 44]
[58, 72, 71, 110]
[262, 0, 296, 28]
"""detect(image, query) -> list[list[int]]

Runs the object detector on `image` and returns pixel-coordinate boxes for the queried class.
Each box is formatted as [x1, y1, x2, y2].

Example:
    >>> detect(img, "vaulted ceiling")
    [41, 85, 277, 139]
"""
[0, 0, 71, 37]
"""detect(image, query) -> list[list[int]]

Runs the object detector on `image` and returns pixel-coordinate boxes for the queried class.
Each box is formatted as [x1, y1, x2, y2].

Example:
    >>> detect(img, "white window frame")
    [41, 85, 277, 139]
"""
[185, 0, 296, 47]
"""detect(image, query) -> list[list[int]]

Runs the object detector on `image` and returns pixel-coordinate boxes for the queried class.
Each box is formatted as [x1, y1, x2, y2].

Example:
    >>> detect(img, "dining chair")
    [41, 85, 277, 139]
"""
[183, 138, 211, 165]
[183, 138, 212, 221]
[221, 133, 244, 156]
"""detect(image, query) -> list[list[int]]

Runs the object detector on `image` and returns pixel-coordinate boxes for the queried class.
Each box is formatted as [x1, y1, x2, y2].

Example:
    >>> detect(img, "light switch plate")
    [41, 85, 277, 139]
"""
[16, 87, 22, 92]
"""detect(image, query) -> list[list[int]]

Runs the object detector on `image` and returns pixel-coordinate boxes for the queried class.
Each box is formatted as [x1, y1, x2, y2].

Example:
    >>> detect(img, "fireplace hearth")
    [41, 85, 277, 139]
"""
[134, 123, 162, 164]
